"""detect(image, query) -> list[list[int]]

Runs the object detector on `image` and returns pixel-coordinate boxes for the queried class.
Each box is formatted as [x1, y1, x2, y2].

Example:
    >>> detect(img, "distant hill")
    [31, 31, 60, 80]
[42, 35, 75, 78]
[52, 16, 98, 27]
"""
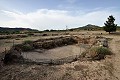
[82, 24, 100, 28]
[80, 24, 102, 30]
[69, 24, 102, 31]
[0, 27, 39, 34]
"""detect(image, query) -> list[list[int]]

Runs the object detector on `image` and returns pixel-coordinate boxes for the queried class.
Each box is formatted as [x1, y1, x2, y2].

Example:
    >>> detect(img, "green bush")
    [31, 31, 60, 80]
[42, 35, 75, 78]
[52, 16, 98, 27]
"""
[84, 46, 112, 60]
[93, 47, 111, 60]
[23, 40, 33, 44]
[21, 44, 34, 51]
[22, 40, 33, 51]
[13, 40, 34, 52]
[95, 47, 111, 55]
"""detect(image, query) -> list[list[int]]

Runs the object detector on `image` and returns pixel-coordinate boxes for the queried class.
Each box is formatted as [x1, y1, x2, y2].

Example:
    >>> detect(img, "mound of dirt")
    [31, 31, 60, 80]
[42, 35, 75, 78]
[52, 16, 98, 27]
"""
[2, 36, 78, 64]
[73, 36, 97, 45]
[33, 37, 77, 49]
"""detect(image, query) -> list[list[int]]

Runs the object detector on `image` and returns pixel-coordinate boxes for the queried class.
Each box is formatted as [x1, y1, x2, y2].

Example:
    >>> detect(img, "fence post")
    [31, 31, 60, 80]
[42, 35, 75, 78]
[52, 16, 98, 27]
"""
[59, 60, 61, 65]
[5, 48, 6, 54]
[79, 43, 81, 56]
[50, 59, 53, 64]
[13, 40, 15, 47]
[76, 55, 77, 59]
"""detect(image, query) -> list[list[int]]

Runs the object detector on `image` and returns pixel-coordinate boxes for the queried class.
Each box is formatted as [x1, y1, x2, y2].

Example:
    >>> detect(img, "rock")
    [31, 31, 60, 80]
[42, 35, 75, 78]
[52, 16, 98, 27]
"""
[97, 38, 108, 47]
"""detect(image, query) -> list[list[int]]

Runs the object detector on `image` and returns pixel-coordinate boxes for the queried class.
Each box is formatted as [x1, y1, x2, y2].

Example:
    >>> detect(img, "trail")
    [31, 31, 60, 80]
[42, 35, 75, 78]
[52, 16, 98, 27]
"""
[109, 36, 120, 80]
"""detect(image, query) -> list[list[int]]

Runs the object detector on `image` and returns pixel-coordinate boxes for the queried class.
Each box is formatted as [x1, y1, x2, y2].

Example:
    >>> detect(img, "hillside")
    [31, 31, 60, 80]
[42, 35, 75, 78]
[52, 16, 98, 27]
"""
[0, 27, 39, 33]
[69, 24, 102, 31]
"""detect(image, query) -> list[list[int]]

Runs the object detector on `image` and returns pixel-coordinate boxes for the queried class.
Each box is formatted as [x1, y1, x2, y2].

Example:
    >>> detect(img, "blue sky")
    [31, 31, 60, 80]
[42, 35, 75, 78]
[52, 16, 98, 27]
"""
[0, 0, 120, 30]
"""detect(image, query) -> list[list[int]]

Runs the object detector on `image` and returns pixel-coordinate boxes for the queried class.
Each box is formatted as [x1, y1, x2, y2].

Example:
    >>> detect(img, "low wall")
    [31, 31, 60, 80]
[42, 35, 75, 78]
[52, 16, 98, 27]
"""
[33, 37, 77, 49]
[2, 36, 100, 64]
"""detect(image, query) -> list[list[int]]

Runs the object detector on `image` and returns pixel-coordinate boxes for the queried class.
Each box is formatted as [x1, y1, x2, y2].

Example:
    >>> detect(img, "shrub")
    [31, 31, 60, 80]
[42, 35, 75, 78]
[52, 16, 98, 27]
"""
[15, 38, 20, 40]
[14, 40, 34, 51]
[84, 46, 112, 60]
[21, 44, 34, 51]
[3, 49, 23, 64]
[42, 34, 48, 36]
[95, 47, 111, 55]
[23, 40, 33, 44]
[14, 44, 23, 50]
[17, 35, 28, 38]
[27, 33, 34, 36]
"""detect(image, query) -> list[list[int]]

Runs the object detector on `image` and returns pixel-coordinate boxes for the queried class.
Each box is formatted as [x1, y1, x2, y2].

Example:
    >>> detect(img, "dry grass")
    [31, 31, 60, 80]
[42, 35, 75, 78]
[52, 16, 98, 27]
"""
[1, 31, 120, 80]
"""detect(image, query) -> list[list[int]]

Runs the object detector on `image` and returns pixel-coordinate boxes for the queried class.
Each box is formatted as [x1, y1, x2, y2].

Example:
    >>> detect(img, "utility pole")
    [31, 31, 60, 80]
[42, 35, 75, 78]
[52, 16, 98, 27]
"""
[65, 25, 68, 35]
[66, 25, 68, 31]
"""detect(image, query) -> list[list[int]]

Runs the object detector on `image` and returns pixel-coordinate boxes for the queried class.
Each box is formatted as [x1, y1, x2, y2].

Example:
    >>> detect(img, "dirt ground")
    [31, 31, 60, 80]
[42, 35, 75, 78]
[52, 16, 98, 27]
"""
[0, 31, 107, 53]
[1, 31, 120, 80]
[0, 35, 68, 53]
[105, 35, 120, 80]
[22, 45, 85, 61]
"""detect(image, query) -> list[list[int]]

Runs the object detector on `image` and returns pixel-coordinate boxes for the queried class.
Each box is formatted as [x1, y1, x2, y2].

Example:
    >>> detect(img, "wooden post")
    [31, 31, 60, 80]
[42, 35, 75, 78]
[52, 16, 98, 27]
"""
[50, 59, 53, 64]
[5, 48, 6, 54]
[13, 40, 15, 47]
[79, 43, 81, 56]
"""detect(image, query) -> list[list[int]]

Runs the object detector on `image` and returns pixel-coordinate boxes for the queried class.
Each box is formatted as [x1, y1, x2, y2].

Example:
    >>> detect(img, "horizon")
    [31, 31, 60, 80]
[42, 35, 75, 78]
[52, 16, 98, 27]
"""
[0, 0, 120, 30]
[1, 24, 120, 31]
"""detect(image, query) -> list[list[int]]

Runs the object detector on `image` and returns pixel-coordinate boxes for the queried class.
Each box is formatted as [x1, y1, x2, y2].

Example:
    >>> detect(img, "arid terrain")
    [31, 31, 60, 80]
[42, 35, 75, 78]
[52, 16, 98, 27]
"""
[0, 31, 120, 80]
[1, 0, 120, 79]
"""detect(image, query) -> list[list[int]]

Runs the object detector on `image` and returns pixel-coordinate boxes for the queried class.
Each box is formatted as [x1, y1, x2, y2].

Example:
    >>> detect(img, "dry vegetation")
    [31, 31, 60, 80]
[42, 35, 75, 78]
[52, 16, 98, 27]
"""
[0, 31, 120, 80]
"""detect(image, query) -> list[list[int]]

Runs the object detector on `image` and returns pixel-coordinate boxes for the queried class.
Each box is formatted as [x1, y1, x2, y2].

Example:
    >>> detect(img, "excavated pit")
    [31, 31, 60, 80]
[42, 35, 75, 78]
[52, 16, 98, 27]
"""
[21, 45, 85, 64]
[3, 36, 99, 64]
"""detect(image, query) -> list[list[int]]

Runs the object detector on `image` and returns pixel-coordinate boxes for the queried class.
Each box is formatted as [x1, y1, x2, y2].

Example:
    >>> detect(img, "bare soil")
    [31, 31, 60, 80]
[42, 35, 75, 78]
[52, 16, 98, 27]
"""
[107, 35, 120, 80]
[22, 45, 85, 61]
[0, 35, 69, 53]
[1, 31, 120, 80]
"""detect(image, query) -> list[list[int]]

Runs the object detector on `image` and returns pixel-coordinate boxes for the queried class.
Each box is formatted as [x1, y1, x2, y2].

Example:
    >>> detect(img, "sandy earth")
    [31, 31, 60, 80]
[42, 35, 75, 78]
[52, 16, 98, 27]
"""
[0, 35, 67, 53]
[107, 35, 120, 80]
[0, 57, 113, 80]
[1, 31, 120, 80]
[22, 45, 85, 60]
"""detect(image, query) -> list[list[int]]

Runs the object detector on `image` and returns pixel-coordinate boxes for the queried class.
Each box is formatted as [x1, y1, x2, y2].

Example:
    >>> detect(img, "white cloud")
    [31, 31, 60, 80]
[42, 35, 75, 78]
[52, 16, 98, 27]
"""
[0, 8, 120, 30]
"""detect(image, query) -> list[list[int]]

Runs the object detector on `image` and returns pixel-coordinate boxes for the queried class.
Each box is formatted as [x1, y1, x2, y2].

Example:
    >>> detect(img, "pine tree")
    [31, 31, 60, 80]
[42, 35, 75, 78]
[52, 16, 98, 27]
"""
[104, 15, 117, 34]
